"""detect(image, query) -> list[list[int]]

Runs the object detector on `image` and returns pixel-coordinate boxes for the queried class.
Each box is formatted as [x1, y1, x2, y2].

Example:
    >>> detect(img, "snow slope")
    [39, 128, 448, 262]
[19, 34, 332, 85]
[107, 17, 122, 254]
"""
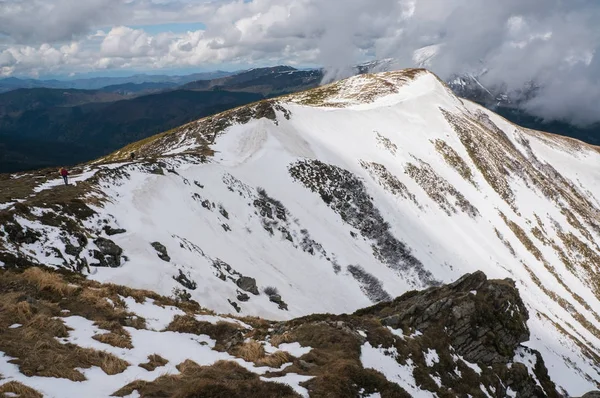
[1, 69, 599, 395]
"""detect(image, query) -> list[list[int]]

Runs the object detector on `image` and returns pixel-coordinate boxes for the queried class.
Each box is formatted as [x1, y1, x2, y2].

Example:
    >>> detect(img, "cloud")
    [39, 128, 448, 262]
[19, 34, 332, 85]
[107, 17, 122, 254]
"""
[0, 0, 599, 124]
[0, 0, 127, 44]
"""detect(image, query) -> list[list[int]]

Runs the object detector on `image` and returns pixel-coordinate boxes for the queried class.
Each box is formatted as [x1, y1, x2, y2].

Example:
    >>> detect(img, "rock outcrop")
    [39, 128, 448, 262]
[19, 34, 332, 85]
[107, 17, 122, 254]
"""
[372, 271, 529, 365]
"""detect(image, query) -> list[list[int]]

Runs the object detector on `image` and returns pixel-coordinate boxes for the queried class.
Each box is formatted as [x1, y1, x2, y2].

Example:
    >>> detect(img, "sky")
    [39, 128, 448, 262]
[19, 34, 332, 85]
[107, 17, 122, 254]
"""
[0, 0, 599, 124]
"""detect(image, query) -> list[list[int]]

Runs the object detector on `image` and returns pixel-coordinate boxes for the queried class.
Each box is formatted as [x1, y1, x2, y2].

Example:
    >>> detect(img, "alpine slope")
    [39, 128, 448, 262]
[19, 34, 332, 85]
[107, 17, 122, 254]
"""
[1, 68, 599, 395]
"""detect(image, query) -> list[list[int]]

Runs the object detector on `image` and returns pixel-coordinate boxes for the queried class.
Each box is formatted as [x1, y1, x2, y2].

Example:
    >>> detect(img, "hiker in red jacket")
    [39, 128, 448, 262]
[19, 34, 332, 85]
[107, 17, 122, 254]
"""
[59, 167, 69, 185]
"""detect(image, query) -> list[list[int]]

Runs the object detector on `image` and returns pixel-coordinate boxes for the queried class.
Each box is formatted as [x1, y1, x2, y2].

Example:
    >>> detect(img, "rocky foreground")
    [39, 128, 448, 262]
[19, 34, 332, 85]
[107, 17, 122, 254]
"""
[1, 266, 596, 397]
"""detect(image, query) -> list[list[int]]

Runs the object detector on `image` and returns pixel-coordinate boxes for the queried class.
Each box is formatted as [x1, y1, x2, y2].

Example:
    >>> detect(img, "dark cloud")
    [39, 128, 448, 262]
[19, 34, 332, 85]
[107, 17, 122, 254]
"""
[0, 0, 127, 44]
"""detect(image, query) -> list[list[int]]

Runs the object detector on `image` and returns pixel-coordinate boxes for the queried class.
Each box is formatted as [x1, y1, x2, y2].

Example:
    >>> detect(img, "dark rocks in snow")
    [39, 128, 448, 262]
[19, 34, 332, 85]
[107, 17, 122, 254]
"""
[236, 276, 259, 296]
[237, 291, 250, 302]
[268, 294, 289, 311]
[64, 242, 81, 257]
[218, 204, 229, 219]
[264, 286, 288, 310]
[151, 242, 171, 262]
[347, 264, 392, 303]
[193, 180, 204, 189]
[201, 200, 212, 210]
[228, 299, 241, 313]
[172, 287, 192, 303]
[103, 226, 126, 236]
[255, 187, 287, 222]
[92, 237, 123, 268]
[221, 224, 231, 232]
[289, 159, 438, 287]
[4, 220, 40, 245]
[173, 269, 197, 290]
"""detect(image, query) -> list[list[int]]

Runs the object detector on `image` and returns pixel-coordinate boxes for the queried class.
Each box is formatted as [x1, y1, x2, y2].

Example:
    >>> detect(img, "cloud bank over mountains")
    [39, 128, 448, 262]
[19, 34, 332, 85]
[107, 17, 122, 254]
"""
[1, 0, 599, 124]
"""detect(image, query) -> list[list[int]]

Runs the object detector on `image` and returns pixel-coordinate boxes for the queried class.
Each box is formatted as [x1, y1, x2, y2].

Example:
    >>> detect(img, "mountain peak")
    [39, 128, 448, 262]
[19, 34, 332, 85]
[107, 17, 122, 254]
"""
[285, 68, 446, 108]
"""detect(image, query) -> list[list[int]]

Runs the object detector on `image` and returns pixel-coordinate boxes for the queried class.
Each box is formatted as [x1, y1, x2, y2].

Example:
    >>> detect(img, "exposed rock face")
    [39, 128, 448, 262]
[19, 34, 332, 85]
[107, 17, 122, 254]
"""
[373, 271, 529, 365]
[91, 238, 123, 268]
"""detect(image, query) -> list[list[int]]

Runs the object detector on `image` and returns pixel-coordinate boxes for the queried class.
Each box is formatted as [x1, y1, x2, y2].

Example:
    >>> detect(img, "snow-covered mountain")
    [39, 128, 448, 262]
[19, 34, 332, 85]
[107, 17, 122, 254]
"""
[1, 69, 600, 395]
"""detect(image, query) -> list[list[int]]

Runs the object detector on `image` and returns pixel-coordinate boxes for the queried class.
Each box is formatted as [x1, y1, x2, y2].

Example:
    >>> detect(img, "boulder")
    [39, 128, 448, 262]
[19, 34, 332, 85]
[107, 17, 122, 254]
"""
[236, 276, 259, 295]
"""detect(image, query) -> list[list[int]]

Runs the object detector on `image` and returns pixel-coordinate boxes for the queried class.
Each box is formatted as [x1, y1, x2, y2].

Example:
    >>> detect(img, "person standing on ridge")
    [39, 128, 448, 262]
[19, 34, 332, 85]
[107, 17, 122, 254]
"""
[59, 167, 69, 185]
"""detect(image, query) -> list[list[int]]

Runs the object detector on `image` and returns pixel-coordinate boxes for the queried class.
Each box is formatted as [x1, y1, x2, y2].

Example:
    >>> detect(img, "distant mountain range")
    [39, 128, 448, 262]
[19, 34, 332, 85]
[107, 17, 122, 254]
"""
[0, 71, 233, 93]
[0, 64, 598, 174]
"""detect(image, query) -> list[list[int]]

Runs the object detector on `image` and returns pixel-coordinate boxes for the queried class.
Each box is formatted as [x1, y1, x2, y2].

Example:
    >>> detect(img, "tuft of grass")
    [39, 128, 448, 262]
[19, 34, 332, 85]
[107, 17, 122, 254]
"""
[270, 332, 295, 347]
[139, 354, 169, 371]
[256, 351, 293, 368]
[92, 331, 133, 349]
[0, 381, 43, 398]
[237, 340, 266, 362]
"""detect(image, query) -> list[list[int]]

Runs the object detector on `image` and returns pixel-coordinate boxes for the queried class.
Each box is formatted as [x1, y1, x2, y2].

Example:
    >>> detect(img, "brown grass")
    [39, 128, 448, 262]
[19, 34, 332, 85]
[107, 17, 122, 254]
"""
[270, 332, 295, 347]
[0, 381, 43, 398]
[93, 332, 133, 349]
[237, 340, 266, 362]
[21, 267, 78, 296]
[433, 139, 476, 186]
[113, 360, 300, 398]
[257, 351, 293, 368]
[139, 354, 169, 371]
[14, 300, 34, 323]
[0, 269, 134, 381]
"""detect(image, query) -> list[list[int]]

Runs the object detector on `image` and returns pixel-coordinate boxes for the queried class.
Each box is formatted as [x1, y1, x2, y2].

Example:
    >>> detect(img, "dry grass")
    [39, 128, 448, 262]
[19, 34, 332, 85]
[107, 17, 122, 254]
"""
[257, 351, 293, 368]
[499, 212, 544, 261]
[237, 340, 266, 362]
[234, 340, 293, 367]
[139, 354, 169, 371]
[93, 332, 133, 349]
[433, 139, 476, 186]
[113, 360, 300, 398]
[442, 109, 518, 210]
[21, 267, 78, 296]
[0, 269, 135, 381]
[270, 332, 295, 347]
[0, 381, 43, 398]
